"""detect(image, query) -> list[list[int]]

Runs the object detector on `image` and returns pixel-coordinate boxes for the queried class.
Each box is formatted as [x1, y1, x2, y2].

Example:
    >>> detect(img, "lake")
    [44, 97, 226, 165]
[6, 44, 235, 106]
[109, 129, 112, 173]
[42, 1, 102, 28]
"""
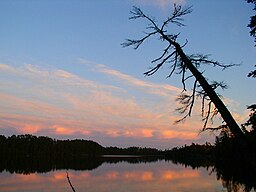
[0, 157, 250, 192]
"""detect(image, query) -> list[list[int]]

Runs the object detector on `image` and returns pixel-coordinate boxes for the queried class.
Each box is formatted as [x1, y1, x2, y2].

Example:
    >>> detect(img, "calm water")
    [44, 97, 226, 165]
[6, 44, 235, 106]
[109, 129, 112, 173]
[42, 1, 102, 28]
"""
[0, 158, 247, 192]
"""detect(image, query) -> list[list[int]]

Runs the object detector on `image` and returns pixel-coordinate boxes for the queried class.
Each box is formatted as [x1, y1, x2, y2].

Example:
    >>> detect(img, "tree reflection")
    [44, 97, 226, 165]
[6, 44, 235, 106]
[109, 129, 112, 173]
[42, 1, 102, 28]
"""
[1, 155, 255, 191]
[214, 160, 256, 192]
[169, 156, 256, 192]
[0, 155, 103, 174]
[1, 134, 255, 191]
[0, 155, 161, 175]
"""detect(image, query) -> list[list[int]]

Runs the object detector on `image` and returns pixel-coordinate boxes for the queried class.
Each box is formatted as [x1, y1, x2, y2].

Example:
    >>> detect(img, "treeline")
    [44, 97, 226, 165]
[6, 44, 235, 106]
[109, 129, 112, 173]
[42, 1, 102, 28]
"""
[0, 134, 162, 174]
[164, 142, 215, 168]
[164, 135, 256, 191]
[0, 134, 104, 158]
[0, 134, 162, 158]
[104, 146, 161, 156]
[165, 136, 256, 168]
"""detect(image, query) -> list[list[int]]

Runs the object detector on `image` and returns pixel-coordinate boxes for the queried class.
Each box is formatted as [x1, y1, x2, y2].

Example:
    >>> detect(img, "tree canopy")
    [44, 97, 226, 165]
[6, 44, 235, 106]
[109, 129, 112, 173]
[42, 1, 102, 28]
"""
[247, 0, 256, 45]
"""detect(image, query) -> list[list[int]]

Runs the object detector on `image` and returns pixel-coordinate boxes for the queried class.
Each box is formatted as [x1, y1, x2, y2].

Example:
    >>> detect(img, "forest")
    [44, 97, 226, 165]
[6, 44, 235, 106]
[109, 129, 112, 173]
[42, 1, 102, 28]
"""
[164, 137, 256, 191]
[0, 134, 162, 174]
[0, 134, 163, 158]
[1, 133, 256, 190]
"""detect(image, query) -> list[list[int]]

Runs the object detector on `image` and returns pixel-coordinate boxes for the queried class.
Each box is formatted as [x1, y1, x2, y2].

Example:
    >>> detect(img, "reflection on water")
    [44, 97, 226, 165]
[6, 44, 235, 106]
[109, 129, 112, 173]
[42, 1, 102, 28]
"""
[0, 157, 240, 192]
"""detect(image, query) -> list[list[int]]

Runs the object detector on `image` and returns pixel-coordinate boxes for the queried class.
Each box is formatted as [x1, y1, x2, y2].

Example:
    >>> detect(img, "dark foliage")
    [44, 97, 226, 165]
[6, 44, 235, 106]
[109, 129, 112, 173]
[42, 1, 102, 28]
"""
[105, 146, 161, 156]
[0, 134, 162, 174]
[214, 132, 256, 192]
[247, 0, 256, 45]
[246, 0, 256, 79]
[164, 135, 256, 191]
[0, 134, 104, 159]
[248, 65, 256, 78]
[242, 104, 256, 134]
[164, 143, 215, 169]
[0, 134, 162, 158]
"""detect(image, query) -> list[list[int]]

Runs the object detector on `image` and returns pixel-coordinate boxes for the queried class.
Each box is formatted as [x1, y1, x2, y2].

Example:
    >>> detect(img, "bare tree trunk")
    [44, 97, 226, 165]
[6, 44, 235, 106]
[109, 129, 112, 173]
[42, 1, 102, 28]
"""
[173, 41, 247, 144]
[123, 5, 248, 146]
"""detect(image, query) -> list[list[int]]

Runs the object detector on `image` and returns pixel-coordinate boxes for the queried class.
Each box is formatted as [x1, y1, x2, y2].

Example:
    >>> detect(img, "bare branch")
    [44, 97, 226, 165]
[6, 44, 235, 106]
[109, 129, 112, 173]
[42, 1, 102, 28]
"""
[210, 107, 219, 123]
[129, 6, 145, 20]
[121, 31, 158, 49]
[181, 39, 188, 48]
[144, 51, 176, 76]
[129, 6, 160, 32]
[123, 5, 246, 141]
[211, 81, 228, 90]
[248, 65, 256, 77]
[174, 115, 189, 124]
[203, 101, 212, 129]
[183, 74, 194, 82]
[160, 4, 193, 31]
[189, 54, 240, 69]
[151, 44, 172, 63]
[189, 80, 198, 116]
[176, 93, 191, 114]
[67, 171, 76, 192]
[201, 94, 206, 117]
[175, 79, 197, 123]
[167, 52, 178, 78]
[201, 124, 228, 133]
[181, 66, 187, 91]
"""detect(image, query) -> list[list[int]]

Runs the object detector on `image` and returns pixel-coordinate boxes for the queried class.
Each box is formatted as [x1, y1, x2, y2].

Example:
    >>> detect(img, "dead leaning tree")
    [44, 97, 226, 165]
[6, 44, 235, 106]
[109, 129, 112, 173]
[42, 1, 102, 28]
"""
[122, 5, 248, 145]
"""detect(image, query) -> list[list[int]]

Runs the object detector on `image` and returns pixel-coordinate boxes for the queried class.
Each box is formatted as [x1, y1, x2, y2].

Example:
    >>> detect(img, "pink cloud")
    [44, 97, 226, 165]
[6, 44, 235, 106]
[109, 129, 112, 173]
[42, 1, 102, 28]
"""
[51, 125, 76, 135]
[0, 63, 219, 148]
[141, 129, 154, 138]
[161, 130, 198, 140]
[97, 65, 181, 94]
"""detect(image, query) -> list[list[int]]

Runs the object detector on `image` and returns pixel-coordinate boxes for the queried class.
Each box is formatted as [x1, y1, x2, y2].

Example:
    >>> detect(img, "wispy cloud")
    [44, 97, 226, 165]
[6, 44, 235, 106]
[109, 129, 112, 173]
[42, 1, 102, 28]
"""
[136, 0, 186, 9]
[79, 59, 181, 97]
[0, 62, 213, 148]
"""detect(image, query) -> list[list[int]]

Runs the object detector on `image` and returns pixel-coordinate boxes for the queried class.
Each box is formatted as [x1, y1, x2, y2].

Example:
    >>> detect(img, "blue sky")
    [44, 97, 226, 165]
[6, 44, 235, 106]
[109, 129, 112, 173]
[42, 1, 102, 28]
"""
[0, 0, 255, 149]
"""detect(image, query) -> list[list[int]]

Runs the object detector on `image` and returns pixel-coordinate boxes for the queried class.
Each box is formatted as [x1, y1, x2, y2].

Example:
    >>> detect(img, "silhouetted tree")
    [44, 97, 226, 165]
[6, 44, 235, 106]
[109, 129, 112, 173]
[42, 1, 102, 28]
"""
[242, 104, 256, 136]
[246, 0, 256, 78]
[243, 0, 255, 138]
[247, 0, 256, 45]
[122, 5, 246, 144]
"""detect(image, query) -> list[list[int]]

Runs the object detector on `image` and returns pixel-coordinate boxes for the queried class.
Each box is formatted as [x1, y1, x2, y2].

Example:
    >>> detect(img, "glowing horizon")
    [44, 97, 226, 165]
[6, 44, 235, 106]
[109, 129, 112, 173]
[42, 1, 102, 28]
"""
[0, 0, 254, 149]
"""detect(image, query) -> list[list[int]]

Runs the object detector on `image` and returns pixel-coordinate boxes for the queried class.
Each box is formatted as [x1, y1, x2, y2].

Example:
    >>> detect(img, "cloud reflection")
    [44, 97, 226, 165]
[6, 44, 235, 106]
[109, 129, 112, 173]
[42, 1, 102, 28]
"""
[0, 161, 222, 192]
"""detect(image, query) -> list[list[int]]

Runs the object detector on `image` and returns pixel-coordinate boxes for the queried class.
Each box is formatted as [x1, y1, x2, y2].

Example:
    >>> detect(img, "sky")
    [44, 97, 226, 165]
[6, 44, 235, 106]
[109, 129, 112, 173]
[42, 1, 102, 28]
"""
[0, 0, 255, 149]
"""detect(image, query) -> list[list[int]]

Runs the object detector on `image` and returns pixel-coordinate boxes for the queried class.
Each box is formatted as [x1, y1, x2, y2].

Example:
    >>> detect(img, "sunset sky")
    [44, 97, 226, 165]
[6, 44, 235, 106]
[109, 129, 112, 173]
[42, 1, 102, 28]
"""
[0, 0, 255, 149]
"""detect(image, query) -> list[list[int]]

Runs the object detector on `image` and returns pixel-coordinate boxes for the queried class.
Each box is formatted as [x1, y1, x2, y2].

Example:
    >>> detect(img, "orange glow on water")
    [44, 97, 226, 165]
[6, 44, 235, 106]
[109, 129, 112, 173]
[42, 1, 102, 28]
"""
[162, 170, 200, 180]
[0, 162, 225, 192]
[141, 171, 154, 181]
[106, 171, 119, 180]
[53, 172, 66, 180]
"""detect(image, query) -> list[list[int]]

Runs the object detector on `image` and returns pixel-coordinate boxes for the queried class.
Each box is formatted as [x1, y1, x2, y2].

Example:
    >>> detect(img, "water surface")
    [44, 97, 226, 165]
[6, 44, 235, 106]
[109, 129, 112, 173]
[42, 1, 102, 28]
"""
[0, 159, 230, 192]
